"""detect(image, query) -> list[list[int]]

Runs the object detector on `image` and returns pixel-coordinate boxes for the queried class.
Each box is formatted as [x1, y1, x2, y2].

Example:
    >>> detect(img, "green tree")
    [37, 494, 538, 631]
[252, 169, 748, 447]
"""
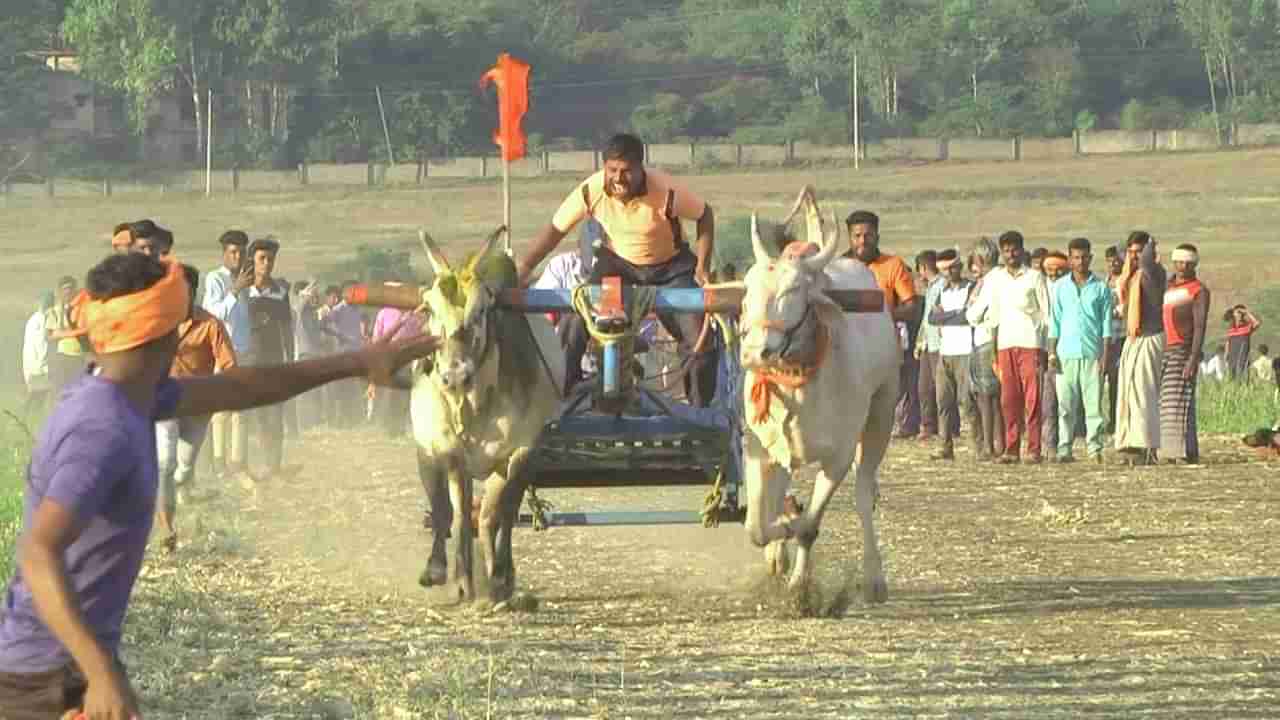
[0, 0, 62, 157]
[62, 0, 227, 155]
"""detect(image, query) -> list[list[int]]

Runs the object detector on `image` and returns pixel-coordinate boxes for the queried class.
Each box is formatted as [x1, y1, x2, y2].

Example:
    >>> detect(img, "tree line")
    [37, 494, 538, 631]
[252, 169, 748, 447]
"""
[2, 0, 1279, 172]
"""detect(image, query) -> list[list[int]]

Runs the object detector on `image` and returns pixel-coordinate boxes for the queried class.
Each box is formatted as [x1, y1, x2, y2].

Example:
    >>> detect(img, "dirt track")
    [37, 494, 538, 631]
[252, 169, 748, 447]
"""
[129, 428, 1280, 719]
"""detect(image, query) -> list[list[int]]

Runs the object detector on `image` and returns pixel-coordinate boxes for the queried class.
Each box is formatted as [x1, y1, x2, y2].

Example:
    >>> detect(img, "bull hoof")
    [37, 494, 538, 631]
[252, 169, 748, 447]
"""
[765, 541, 789, 577]
[493, 592, 538, 614]
[790, 579, 819, 617]
[864, 577, 888, 605]
[417, 560, 448, 588]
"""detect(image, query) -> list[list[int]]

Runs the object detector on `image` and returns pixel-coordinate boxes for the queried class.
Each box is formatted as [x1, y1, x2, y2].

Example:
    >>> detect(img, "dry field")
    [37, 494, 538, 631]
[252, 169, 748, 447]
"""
[3, 149, 1280, 718]
[133, 426, 1279, 719]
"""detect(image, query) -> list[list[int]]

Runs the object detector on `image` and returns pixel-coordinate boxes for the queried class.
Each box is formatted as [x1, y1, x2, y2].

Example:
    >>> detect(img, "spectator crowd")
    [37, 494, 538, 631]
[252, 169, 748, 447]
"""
[17, 222, 419, 545]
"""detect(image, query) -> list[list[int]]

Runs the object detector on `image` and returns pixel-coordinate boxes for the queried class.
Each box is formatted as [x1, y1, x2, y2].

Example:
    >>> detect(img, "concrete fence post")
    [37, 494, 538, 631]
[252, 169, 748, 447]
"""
[1073, 129, 1081, 155]
[593, 151, 600, 172]
[45, 178, 54, 197]
[542, 149, 550, 174]
[298, 162, 308, 186]
[232, 166, 241, 192]
[689, 143, 696, 166]
[736, 144, 743, 166]
[938, 138, 950, 161]
[1012, 136, 1022, 161]
[366, 161, 376, 187]
[786, 140, 795, 163]
[1149, 129, 1157, 151]
[103, 178, 112, 197]
[481, 155, 488, 178]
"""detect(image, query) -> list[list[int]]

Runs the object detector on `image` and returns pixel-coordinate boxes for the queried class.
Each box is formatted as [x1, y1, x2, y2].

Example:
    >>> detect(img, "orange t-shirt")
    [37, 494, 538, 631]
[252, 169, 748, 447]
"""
[551, 168, 707, 266]
[865, 253, 916, 312]
[171, 308, 238, 378]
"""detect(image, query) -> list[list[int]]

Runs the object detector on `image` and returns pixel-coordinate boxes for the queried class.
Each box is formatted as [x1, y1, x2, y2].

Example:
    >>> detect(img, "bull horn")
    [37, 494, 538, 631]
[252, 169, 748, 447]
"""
[419, 230, 451, 277]
[782, 185, 814, 226]
[750, 212, 773, 267]
[783, 185, 823, 248]
[802, 210, 841, 273]
[480, 225, 505, 260]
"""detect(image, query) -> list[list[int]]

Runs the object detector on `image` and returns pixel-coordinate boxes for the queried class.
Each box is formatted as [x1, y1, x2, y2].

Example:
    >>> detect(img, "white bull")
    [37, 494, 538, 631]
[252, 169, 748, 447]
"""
[739, 188, 901, 603]
[412, 228, 564, 605]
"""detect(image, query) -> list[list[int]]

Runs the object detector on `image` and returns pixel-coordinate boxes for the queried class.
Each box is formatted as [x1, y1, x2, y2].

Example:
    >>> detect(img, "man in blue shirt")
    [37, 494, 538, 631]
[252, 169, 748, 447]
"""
[1047, 237, 1114, 463]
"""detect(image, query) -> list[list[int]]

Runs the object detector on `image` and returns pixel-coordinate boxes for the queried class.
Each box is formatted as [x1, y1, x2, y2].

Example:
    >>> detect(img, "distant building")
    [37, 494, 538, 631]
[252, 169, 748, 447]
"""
[23, 42, 199, 165]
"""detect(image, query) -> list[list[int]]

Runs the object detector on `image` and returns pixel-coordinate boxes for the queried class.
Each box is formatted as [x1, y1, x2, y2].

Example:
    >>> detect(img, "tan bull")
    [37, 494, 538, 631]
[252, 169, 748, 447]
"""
[412, 228, 564, 605]
[739, 188, 901, 603]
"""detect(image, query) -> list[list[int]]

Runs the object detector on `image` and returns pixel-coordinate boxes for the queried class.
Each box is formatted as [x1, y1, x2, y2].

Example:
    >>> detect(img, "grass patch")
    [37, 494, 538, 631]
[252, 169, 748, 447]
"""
[0, 401, 34, 585]
[1197, 379, 1278, 435]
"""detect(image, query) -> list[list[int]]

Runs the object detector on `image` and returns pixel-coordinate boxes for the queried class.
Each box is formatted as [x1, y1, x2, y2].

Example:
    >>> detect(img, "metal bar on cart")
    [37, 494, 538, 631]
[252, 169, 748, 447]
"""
[515, 509, 744, 528]
[345, 283, 884, 315]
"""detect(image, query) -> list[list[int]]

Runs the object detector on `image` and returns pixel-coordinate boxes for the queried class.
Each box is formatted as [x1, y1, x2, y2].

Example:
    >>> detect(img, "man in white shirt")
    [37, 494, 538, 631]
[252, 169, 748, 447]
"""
[1253, 345, 1276, 386]
[924, 249, 976, 460]
[1199, 344, 1226, 382]
[22, 292, 54, 416]
[202, 230, 254, 476]
[974, 231, 1052, 464]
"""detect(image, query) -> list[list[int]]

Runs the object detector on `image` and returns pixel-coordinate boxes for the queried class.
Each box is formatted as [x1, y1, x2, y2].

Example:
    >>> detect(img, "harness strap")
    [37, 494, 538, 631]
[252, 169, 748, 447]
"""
[581, 178, 686, 249]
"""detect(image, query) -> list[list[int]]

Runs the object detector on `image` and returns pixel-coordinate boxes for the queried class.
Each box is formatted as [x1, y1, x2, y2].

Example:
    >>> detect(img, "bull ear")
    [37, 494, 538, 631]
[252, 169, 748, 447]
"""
[750, 212, 773, 267]
[419, 230, 451, 277]
[801, 209, 840, 273]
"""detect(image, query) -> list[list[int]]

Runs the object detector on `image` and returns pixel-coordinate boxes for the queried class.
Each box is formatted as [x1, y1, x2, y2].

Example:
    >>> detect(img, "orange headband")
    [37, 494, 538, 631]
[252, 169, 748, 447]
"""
[83, 258, 189, 354]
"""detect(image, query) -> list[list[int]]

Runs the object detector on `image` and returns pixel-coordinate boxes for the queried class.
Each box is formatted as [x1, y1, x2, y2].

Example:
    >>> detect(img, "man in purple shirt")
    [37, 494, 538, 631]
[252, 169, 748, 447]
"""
[0, 253, 438, 720]
[322, 283, 367, 428]
[371, 302, 423, 436]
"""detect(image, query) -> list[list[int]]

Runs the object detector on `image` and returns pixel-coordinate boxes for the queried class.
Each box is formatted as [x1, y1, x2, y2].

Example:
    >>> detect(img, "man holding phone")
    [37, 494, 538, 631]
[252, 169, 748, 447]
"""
[202, 230, 254, 477]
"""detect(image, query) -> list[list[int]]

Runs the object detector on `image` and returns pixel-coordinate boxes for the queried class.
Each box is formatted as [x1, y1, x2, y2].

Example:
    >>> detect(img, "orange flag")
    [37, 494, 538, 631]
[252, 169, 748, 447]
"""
[479, 53, 531, 162]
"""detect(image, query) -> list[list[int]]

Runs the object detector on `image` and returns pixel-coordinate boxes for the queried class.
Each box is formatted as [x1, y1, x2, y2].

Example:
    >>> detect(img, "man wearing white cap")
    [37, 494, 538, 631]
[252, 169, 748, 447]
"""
[1159, 244, 1210, 464]
[925, 249, 977, 460]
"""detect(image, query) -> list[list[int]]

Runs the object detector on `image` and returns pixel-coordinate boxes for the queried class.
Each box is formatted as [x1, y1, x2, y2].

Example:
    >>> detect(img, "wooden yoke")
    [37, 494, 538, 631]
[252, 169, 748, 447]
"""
[345, 282, 885, 315]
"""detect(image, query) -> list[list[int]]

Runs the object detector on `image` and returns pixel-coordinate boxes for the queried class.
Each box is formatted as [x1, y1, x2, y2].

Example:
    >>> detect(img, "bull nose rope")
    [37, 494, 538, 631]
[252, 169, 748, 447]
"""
[748, 320, 830, 424]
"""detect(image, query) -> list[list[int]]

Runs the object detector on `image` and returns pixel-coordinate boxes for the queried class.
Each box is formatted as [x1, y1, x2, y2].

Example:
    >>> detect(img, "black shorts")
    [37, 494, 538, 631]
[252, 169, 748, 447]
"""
[0, 662, 88, 720]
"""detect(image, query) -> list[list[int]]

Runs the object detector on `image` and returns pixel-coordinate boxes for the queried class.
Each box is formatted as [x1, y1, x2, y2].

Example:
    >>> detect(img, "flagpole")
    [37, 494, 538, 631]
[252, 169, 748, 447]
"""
[502, 156, 512, 255]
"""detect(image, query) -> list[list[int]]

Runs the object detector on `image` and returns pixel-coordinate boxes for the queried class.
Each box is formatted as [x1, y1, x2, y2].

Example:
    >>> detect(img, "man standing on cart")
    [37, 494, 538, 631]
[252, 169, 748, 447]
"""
[516, 133, 719, 407]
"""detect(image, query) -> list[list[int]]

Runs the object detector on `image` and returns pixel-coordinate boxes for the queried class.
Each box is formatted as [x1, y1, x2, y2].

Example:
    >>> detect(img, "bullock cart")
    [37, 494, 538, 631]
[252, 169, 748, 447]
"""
[348, 273, 881, 530]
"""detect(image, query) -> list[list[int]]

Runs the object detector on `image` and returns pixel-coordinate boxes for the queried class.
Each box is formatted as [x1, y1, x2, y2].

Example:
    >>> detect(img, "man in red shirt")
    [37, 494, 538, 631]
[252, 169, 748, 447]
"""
[844, 210, 921, 438]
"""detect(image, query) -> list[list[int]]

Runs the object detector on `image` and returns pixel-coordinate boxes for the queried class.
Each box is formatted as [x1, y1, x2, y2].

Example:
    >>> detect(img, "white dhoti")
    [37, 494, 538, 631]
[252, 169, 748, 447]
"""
[1114, 332, 1164, 451]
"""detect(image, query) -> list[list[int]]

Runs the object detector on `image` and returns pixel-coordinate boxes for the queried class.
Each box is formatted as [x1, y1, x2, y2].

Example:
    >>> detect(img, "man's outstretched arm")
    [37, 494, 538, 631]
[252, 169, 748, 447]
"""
[517, 224, 569, 287]
[169, 327, 439, 419]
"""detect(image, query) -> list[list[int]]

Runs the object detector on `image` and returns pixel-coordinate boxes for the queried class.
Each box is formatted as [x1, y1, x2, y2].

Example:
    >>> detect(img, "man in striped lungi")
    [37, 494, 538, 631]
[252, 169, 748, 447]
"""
[1159, 244, 1210, 464]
